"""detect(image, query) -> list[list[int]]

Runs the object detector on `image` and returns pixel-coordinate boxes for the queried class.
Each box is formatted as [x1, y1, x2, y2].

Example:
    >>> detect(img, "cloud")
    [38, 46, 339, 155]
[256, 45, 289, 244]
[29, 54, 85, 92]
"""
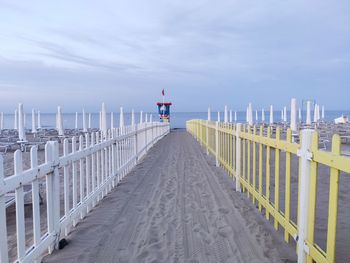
[0, 0, 349, 112]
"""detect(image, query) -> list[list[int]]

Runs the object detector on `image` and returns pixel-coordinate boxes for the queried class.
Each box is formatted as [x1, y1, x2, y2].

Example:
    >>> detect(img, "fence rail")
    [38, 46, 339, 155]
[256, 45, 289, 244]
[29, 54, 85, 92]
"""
[186, 119, 350, 263]
[0, 122, 170, 263]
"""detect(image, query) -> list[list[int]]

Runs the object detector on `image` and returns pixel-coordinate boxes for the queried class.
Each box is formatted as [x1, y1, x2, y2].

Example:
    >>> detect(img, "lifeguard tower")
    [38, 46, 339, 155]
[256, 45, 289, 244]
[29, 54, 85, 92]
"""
[157, 102, 172, 122]
[157, 89, 172, 122]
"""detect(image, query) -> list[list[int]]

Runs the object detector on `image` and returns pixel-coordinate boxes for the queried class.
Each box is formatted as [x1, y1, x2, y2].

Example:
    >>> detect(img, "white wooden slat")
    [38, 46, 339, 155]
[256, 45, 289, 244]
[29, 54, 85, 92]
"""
[85, 133, 90, 213]
[0, 155, 9, 263]
[96, 132, 100, 202]
[63, 139, 70, 235]
[91, 132, 96, 207]
[15, 150, 26, 260]
[45, 142, 54, 254]
[51, 142, 60, 247]
[79, 135, 85, 219]
[72, 137, 77, 226]
[31, 146, 41, 248]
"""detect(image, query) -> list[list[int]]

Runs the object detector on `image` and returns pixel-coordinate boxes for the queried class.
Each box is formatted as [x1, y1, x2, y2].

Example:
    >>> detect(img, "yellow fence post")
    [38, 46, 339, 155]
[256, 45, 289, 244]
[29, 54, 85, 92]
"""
[235, 123, 242, 192]
[206, 120, 209, 155]
[215, 121, 219, 167]
[274, 127, 281, 230]
[326, 135, 341, 263]
[297, 129, 314, 263]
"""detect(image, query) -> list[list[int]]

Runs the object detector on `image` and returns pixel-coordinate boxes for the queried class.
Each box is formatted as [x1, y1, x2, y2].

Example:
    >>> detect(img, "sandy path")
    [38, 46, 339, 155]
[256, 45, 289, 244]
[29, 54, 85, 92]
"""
[43, 130, 296, 263]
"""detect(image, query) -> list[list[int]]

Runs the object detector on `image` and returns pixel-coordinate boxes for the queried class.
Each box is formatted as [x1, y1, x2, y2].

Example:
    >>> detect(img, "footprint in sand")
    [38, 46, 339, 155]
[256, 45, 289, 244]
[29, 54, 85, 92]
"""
[218, 207, 230, 215]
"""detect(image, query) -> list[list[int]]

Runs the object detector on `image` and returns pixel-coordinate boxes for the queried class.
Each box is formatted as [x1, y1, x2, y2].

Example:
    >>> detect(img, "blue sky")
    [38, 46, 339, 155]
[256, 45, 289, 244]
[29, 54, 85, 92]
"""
[0, 0, 349, 113]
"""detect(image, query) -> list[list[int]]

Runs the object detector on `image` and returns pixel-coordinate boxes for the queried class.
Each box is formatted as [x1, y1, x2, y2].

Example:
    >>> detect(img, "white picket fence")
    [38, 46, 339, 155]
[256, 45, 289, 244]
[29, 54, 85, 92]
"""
[0, 122, 170, 263]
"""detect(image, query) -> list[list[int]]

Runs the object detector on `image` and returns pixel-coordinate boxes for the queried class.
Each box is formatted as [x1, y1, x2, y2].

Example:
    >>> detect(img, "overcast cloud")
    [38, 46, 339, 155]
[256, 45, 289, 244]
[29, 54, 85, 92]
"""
[0, 0, 349, 112]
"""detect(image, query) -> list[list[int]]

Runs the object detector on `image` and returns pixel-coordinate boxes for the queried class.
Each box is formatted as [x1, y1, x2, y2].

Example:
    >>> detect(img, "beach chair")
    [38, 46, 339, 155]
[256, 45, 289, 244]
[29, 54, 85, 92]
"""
[0, 142, 17, 154]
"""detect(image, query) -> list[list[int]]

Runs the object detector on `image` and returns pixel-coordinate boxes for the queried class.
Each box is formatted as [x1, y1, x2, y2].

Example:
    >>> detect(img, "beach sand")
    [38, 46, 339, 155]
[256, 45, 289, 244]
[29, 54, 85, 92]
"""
[42, 130, 296, 263]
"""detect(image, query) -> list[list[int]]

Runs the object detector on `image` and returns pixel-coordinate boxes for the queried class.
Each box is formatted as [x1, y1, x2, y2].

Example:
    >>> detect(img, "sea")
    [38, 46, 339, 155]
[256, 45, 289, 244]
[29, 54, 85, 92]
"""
[1, 111, 350, 130]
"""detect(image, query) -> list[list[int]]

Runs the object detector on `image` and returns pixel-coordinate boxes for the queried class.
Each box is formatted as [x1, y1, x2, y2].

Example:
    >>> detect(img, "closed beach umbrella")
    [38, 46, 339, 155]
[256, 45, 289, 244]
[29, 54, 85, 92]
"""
[321, 105, 325, 120]
[99, 111, 102, 130]
[255, 110, 258, 122]
[131, 109, 135, 126]
[290, 98, 297, 132]
[145, 113, 148, 123]
[224, 105, 228, 123]
[306, 101, 311, 125]
[101, 103, 107, 136]
[261, 108, 265, 123]
[217, 111, 220, 122]
[207, 107, 211, 121]
[140, 111, 143, 124]
[119, 107, 124, 127]
[18, 103, 26, 141]
[23, 112, 26, 129]
[313, 104, 318, 123]
[234, 111, 237, 122]
[150, 114, 153, 122]
[83, 109, 87, 132]
[88, 113, 91, 129]
[75, 112, 78, 130]
[110, 112, 114, 130]
[283, 106, 287, 123]
[56, 106, 64, 136]
[298, 108, 302, 122]
[229, 110, 232, 123]
[269, 105, 274, 125]
[37, 110, 41, 129]
[31, 109, 37, 133]
[248, 103, 253, 126]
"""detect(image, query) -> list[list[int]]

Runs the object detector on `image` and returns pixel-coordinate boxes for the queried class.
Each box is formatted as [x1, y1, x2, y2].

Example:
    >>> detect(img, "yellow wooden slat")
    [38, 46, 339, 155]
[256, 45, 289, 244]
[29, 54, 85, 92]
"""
[247, 127, 251, 199]
[252, 126, 257, 204]
[240, 132, 299, 154]
[326, 135, 341, 263]
[266, 127, 271, 220]
[274, 127, 281, 230]
[313, 149, 350, 174]
[284, 129, 292, 243]
[258, 126, 263, 211]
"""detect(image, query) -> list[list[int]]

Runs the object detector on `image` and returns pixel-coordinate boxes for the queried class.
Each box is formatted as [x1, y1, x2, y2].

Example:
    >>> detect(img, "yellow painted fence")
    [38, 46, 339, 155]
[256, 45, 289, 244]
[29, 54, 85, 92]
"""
[186, 119, 350, 263]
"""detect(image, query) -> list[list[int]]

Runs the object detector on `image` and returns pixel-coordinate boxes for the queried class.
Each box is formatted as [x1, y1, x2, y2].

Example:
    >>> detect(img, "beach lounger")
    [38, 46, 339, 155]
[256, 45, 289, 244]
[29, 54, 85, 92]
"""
[0, 142, 17, 153]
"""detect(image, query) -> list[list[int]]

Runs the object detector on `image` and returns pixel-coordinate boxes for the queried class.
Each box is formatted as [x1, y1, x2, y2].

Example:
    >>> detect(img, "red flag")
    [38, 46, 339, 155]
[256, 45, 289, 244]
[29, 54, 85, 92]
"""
[162, 89, 165, 96]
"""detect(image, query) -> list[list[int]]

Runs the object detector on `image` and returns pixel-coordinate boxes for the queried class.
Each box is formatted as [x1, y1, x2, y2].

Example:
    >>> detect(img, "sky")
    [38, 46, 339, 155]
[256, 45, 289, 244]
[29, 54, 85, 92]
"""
[0, 0, 349, 113]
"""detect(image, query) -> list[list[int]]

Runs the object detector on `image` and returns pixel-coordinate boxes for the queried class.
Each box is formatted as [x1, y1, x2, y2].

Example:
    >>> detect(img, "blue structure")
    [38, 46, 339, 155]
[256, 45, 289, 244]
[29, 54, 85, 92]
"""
[157, 102, 172, 122]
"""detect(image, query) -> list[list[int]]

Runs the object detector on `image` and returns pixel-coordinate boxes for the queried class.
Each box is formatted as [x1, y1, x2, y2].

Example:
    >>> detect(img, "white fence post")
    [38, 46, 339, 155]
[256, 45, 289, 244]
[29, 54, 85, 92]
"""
[85, 133, 91, 212]
[134, 124, 138, 164]
[45, 141, 60, 253]
[297, 129, 314, 263]
[30, 146, 41, 255]
[235, 123, 242, 192]
[215, 121, 219, 167]
[14, 150, 25, 260]
[0, 155, 9, 263]
[63, 139, 70, 235]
